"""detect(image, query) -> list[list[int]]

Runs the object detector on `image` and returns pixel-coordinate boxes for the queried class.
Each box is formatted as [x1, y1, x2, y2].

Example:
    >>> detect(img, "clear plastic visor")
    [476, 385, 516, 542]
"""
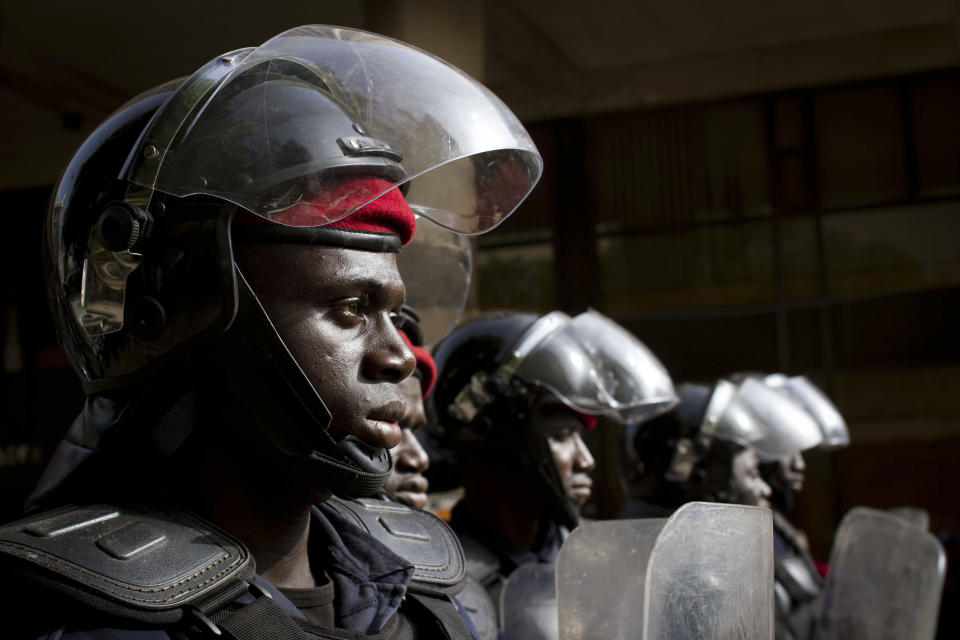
[123, 25, 542, 234]
[766, 374, 849, 449]
[715, 377, 824, 460]
[506, 310, 678, 424]
[397, 217, 472, 347]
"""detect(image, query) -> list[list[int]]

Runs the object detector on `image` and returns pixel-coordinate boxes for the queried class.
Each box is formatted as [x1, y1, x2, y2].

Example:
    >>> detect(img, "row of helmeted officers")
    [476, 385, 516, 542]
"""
[380, 296, 946, 640]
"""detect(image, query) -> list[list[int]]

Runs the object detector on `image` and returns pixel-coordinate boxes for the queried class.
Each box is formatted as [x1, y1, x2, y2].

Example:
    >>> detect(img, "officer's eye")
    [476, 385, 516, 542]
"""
[329, 296, 368, 323]
[547, 427, 576, 442]
[332, 299, 361, 315]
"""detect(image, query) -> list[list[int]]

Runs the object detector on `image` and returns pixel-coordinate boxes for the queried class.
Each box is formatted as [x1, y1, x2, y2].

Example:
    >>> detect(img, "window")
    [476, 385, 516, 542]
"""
[815, 84, 908, 209]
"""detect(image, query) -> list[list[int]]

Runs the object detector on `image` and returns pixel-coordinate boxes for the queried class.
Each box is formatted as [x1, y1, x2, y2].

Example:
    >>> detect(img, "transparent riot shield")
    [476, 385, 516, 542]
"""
[816, 507, 946, 640]
[500, 562, 559, 640]
[557, 502, 774, 640]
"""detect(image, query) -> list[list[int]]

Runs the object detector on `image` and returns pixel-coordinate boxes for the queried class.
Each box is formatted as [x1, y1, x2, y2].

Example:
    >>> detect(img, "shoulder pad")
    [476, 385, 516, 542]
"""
[326, 497, 465, 593]
[0, 503, 254, 624]
[456, 532, 502, 586]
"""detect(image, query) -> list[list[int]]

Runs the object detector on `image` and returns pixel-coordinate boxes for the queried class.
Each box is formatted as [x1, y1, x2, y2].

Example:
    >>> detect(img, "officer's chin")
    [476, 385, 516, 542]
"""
[394, 475, 429, 509]
[568, 476, 593, 506]
[569, 486, 592, 506]
[396, 490, 429, 510]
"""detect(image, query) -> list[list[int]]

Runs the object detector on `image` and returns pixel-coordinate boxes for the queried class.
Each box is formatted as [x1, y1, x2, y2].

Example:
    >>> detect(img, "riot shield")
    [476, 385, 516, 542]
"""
[816, 507, 945, 640]
[557, 502, 774, 639]
[500, 562, 559, 640]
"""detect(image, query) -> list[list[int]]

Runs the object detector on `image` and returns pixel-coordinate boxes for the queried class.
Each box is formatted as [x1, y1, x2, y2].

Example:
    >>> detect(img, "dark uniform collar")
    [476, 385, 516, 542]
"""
[308, 502, 415, 634]
[246, 503, 415, 635]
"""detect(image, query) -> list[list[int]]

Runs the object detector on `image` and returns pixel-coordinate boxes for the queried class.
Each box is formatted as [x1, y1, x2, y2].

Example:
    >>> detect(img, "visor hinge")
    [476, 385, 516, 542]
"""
[449, 371, 496, 423]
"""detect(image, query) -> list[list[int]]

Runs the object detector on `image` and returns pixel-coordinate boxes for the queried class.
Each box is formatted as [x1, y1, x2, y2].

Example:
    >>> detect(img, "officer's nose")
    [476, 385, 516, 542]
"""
[401, 391, 427, 431]
[792, 452, 806, 472]
[758, 478, 773, 499]
[364, 317, 417, 383]
[394, 430, 430, 473]
[573, 432, 595, 473]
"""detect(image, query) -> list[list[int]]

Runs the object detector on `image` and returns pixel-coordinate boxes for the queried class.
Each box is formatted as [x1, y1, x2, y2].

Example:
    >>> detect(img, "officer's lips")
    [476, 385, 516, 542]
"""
[784, 473, 804, 493]
[394, 474, 429, 509]
[364, 402, 404, 449]
[569, 476, 593, 504]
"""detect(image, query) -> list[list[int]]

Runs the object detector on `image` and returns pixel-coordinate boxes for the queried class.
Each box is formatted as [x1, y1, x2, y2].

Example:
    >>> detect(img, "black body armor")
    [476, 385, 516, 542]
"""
[0, 499, 477, 639]
[772, 511, 823, 640]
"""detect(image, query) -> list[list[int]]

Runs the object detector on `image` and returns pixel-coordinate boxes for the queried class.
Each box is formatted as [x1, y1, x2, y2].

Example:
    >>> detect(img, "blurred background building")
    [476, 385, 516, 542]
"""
[2, 1, 959, 633]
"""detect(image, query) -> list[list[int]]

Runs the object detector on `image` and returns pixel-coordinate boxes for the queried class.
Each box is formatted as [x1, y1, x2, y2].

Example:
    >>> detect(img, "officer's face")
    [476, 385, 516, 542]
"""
[535, 403, 597, 506]
[773, 451, 806, 494]
[236, 244, 416, 450]
[730, 448, 773, 508]
[383, 375, 431, 509]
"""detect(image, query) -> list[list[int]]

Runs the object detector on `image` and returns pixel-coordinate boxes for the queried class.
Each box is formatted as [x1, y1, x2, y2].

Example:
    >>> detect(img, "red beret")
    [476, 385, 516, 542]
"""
[238, 177, 416, 245]
[400, 330, 437, 398]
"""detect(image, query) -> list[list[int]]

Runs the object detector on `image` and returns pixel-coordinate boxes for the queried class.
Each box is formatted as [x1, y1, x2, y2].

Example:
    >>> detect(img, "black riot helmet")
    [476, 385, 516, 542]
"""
[36, 25, 542, 507]
[431, 310, 677, 529]
[628, 382, 720, 508]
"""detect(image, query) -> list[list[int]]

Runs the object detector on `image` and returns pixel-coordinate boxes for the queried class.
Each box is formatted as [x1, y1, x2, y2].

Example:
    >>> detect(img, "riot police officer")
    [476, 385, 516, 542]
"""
[623, 378, 821, 516]
[0, 25, 541, 638]
[758, 374, 850, 640]
[378, 307, 503, 640]
[759, 373, 849, 513]
[381, 307, 435, 510]
[429, 310, 677, 609]
[625, 376, 828, 640]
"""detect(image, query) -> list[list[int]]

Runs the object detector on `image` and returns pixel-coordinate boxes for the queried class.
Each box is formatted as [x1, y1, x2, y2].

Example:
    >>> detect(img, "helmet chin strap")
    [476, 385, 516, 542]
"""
[212, 269, 392, 499]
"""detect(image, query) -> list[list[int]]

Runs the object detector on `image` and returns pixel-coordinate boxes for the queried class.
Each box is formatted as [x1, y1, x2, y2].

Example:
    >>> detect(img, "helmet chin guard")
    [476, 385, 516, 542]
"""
[303, 437, 393, 499]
